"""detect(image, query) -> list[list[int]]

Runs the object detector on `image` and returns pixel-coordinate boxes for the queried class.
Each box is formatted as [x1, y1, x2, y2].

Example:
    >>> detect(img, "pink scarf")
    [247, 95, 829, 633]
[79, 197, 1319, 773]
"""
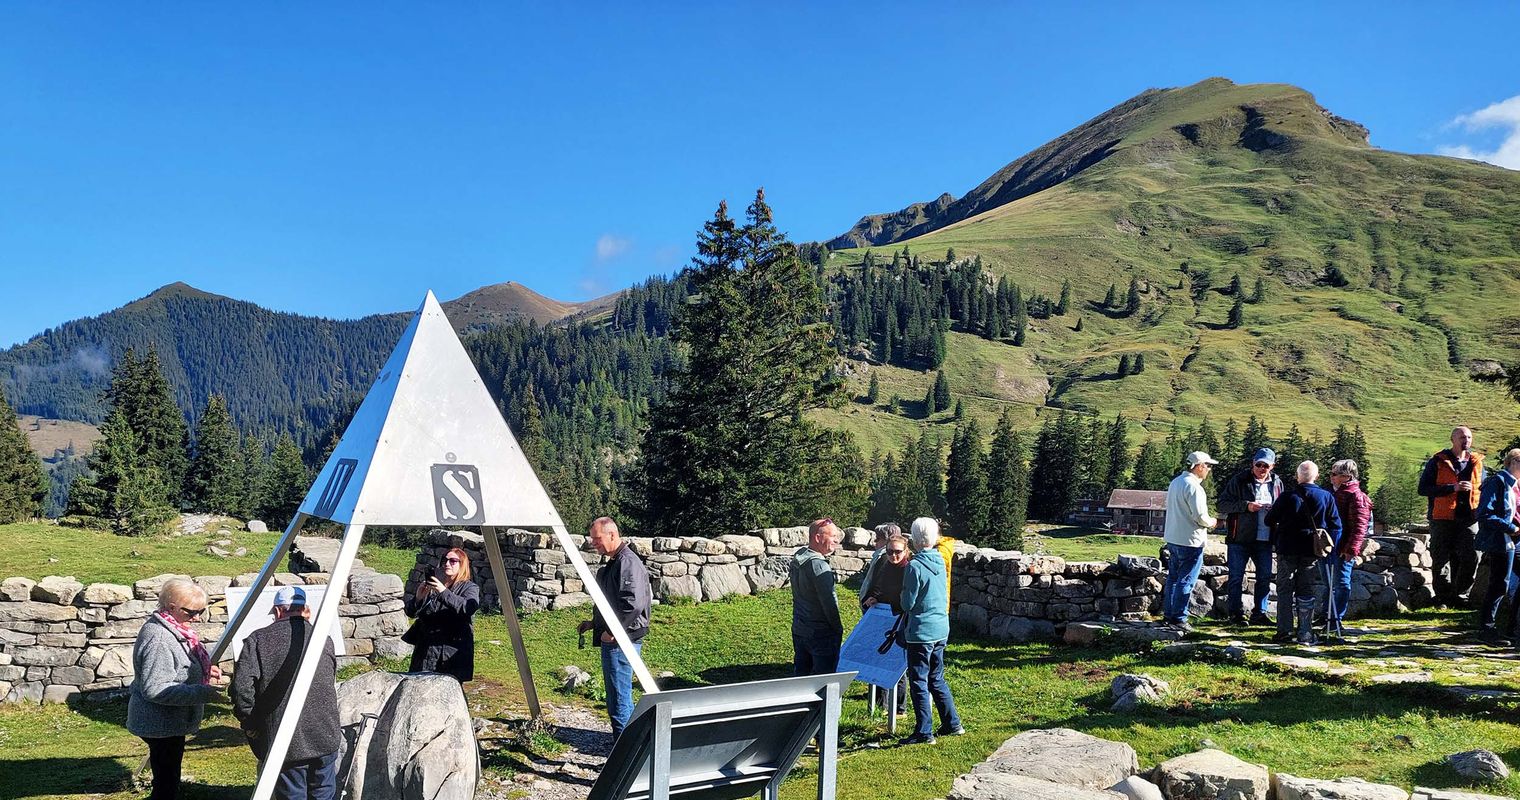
[155, 610, 213, 684]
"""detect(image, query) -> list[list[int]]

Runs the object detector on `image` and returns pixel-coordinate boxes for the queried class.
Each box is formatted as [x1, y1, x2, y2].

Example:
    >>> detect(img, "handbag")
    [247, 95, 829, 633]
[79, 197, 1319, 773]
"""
[1312, 527, 1334, 559]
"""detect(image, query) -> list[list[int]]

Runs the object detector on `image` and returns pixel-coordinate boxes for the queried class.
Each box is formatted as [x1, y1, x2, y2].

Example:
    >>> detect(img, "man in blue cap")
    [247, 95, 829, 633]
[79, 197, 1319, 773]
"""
[1217, 448, 1283, 626]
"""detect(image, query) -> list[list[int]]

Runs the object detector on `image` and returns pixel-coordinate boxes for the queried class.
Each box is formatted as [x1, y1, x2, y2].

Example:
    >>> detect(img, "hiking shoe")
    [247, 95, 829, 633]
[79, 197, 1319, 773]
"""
[1478, 628, 1513, 646]
[937, 725, 967, 737]
[1296, 632, 1320, 646]
[898, 733, 936, 746]
[1228, 614, 1247, 627]
[1164, 620, 1194, 633]
[1271, 631, 1294, 644]
[1249, 612, 1273, 627]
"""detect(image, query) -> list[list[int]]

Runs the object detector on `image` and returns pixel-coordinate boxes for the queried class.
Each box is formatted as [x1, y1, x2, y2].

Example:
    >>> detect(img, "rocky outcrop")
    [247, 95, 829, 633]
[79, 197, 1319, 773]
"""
[337, 671, 478, 800]
[971, 728, 1138, 789]
[1152, 749, 1269, 800]
[1273, 773, 1409, 800]
[950, 772, 1124, 800]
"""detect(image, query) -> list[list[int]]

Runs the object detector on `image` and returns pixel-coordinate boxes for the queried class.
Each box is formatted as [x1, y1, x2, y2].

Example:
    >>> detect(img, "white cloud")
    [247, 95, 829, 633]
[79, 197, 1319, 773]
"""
[1437, 94, 1520, 169]
[594, 233, 632, 263]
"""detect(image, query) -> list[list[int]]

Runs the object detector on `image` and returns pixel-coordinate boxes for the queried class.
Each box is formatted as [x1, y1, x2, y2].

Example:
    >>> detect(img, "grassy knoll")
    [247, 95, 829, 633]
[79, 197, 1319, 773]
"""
[1024, 524, 1163, 563]
[4, 589, 1519, 799]
[0, 522, 418, 585]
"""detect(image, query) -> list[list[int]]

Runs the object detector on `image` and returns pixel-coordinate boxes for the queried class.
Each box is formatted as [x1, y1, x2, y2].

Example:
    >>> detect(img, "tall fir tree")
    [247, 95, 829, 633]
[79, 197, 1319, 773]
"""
[240, 434, 269, 520]
[1055, 279, 1072, 316]
[1102, 414, 1130, 497]
[945, 419, 989, 542]
[1227, 296, 1244, 329]
[0, 386, 48, 523]
[69, 410, 176, 535]
[1132, 353, 1146, 373]
[185, 395, 244, 515]
[1250, 276, 1266, 303]
[1103, 283, 1118, 308]
[932, 371, 951, 413]
[1130, 439, 1173, 490]
[106, 348, 189, 507]
[983, 410, 1029, 549]
[1027, 411, 1083, 520]
[1117, 353, 1132, 377]
[1124, 276, 1142, 316]
[635, 191, 863, 535]
[865, 372, 880, 404]
[258, 434, 309, 527]
[1228, 274, 1243, 296]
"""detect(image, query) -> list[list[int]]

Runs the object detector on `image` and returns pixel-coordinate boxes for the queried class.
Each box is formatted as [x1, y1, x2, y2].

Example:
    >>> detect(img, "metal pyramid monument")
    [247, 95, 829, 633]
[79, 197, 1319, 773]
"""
[298, 290, 563, 528]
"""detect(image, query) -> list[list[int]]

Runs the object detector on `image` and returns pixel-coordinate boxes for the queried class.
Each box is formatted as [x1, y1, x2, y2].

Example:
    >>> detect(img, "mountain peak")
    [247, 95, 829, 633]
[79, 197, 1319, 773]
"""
[442, 281, 622, 329]
[122, 282, 228, 311]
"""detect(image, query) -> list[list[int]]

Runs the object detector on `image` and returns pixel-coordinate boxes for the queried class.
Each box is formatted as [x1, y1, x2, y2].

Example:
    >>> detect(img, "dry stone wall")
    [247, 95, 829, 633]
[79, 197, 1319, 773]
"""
[0, 568, 410, 705]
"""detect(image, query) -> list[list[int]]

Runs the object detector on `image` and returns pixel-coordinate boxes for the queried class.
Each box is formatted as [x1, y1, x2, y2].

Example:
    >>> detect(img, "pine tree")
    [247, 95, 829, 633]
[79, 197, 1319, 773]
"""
[635, 191, 863, 535]
[922, 382, 937, 418]
[1372, 456, 1423, 527]
[932, 371, 951, 413]
[0, 386, 48, 523]
[106, 348, 189, 506]
[916, 430, 946, 517]
[1229, 274, 1243, 296]
[1073, 316, 1084, 332]
[1104, 415, 1130, 495]
[1240, 416, 1271, 470]
[866, 372, 880, 404]
[1056, 279, 1072, 316]
[984, 410, 1029, 549]
[945, 420, 989, 542]
[258, 434, 309, 528]
[928, 319, 947, 368]
[185, 395, 244, 515]
[1277, 424, 1308, 486]
[1027, 411, 1083, 520]
[1133, 353, 1146, 373]
[1251, 276, 1266, 303]
[1130, 439, 1172, 490]
[70, 410, 175, 535]
[1124, 276, 1141, 316]
[1227, 296, 1244, 329]
[1103, 283, 1118, 308]
[953, 398, 966, 419]
[1117, 354, 1132, 377]
[240, 434, 269, 520]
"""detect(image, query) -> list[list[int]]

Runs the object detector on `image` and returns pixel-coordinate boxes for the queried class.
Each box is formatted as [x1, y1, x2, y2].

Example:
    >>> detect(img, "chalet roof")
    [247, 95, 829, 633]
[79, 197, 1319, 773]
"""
[1106, 489, 1168, 511]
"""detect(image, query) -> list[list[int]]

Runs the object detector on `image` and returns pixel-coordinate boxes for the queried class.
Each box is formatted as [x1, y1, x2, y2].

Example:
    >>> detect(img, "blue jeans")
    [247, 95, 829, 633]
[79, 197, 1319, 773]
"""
[601, 641, 642, 739]
[905, 640, 961, 737]
[276, 750, 338, 800]
[1479, 540, 1517, 631]
[1324, 553, 1355, 623]
[792, 631, 840, 677]
[1226, 541, 1274, 617]
[1163, 543, 1205, 623]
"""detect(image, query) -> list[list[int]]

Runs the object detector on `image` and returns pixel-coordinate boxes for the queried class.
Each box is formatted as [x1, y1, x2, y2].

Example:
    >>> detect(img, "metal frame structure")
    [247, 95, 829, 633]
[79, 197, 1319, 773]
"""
[213, 292, 658, 800]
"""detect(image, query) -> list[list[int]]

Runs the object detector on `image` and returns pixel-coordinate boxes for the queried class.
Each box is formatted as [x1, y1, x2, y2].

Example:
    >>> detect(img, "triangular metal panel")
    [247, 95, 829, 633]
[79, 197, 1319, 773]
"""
[297, 291, 564, 528]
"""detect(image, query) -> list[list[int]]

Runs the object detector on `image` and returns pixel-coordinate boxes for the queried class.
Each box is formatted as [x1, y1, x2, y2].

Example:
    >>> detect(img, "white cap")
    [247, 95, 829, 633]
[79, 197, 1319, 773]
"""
[1185, 451, 1219, 467]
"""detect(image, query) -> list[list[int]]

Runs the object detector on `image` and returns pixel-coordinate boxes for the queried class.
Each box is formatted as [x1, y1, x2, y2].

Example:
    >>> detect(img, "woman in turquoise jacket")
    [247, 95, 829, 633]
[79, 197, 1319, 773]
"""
[897, 517, 964, 745]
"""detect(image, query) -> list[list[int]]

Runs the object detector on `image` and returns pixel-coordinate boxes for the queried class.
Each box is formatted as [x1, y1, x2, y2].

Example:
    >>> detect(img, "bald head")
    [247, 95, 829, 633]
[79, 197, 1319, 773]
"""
[1452, 427, 1473, 455]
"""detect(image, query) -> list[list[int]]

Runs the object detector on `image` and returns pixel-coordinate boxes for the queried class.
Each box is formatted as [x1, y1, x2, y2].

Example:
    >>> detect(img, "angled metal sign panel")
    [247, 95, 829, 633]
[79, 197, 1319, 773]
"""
[297, 291, 563, 528]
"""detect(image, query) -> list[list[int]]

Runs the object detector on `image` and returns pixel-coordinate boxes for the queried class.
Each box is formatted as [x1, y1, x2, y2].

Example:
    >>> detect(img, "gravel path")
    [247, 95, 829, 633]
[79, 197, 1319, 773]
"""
[475, 700, 613, 800]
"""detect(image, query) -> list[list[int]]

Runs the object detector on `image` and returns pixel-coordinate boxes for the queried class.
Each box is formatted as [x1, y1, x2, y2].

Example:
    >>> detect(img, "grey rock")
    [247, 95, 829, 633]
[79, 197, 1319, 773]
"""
[1109, 775, 1165, 800]
[1410, 790, 1514, 800]
[81, 583, 134, 605]
[194, 575, 232, 599]
[108, 599, 159, 620]
[9, 646, 78, 668]
[951, 772, 1125, 799]
[559, 664, 592, 691]
[32, 576, 84, 605]
[974, 728, 1138, 789]
[6, 680, 43, 704]
[654, 575, 701, 602]
[1272, 773, 1409, 800]
[987, 615, 1057, 643]
[42, 684, 80, 704]
[717, 535, 766, 558]
[1, 577, 37, 602]
[371, 637, 413, 661]
[747, 557, 791, 593]
[0, 601, 79, 623]
[1446, 749, 1509, 783]
[133, 574, 191, 601]
[348, 573, 404, 604]
[50, 665, 96, 686]
[206, 545, 232, 557]
[247, 519, 269, 533]
[352, 611, 407, 640]
[1152, 749, 1268, 800]
[337, 671, 478, 800]
[698, 563, 750, 601]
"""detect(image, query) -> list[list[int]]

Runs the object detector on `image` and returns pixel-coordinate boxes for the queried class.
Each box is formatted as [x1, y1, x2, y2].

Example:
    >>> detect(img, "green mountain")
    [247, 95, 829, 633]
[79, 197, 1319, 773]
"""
[818, 77, 1520, 463]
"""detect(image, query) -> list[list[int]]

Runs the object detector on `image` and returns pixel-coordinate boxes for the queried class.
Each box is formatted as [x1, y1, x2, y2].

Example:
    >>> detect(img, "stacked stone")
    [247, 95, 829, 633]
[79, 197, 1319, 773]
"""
[0, 570, 409, 705]
[951, 549, 1166, 642]
[406, 525, 879, 613]
[1193, 534, 1435, 618]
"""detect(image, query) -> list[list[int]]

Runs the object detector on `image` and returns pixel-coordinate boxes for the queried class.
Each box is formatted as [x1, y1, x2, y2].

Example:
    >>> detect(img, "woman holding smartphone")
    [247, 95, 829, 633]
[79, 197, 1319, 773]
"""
[403, 546, 481, 682]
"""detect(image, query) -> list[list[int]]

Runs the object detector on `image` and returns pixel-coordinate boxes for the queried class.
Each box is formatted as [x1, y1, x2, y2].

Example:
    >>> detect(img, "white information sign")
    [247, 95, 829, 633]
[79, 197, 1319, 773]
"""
[223, 585, 345, 660]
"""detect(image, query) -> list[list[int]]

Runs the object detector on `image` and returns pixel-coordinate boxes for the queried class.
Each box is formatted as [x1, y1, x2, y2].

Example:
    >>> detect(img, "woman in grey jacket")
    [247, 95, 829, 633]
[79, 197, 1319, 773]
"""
[127, 579, 225, 800]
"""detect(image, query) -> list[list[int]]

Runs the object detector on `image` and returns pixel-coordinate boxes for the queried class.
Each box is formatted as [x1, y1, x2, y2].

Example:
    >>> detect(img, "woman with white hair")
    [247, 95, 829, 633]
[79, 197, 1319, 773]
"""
[897, 517, 964, 745]
[127, 578, 226, 800]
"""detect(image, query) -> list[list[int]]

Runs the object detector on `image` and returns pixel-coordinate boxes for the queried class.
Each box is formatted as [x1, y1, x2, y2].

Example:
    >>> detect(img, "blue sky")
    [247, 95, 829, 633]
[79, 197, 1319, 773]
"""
[2, 3, 1518, 347]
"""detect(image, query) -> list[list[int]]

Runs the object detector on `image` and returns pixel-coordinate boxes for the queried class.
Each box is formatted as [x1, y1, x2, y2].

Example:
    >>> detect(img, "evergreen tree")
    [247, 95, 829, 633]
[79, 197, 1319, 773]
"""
[945, 420, 989, 542]
[0, 386, 47, 523]
[1372, 456, 1423, 527]
[953, 398, 966, 419]
[1117, 354, 1132, 377]
[928, 319, 948, 368]
[185, 395, 244, 515]
[1250, 276, 1266, 303]
[635, 191, 862, 535]
[258, 434, 309, 528]
[1130, 439, 1173, 490]
[1104, 415, 1130, 496]
[1056, 279, 1071, 316]
[1227, 296, 1244, 329]
[1027, 411, 1083, 520]
[932, 371, 952, 414]
[1124, 276, 1141, 316]
[916, 429, 947, 517]
[1133, 353, 1146, 373]
[1229, 274, 1243, 296]
[1073, 317, 1084, 332]
[866, 372, 880, 404]
[1078, 415, 1112, 500]
[984, 410, 1029, 549]
[1103, 283, 1118, 308]
[1276, 424, 1308, 486]
[106, 348, 189, 506]
[240, 434, 269, 520]
[70, 410, 175, 535]
[922, 382, 937, 418]
[1239, 416, 1271, 470]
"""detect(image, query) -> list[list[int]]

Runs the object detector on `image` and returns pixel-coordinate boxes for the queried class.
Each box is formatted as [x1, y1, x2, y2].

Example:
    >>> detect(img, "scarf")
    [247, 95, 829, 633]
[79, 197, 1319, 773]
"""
[155, 610, 213, 684]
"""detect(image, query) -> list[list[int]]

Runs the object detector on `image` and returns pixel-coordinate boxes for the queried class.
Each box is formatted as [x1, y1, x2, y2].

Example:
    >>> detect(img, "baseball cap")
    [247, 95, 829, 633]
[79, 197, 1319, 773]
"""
[1252, 448, 1277, 465]
[1185, 451, 1219, 467]
[272, 586, 307, 609]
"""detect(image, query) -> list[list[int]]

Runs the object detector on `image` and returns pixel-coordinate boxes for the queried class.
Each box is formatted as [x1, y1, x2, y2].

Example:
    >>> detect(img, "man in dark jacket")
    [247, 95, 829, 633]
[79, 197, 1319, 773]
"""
[1419, 426, 1485, 607]
[578, 516, 651, 739]
[231, 587, 342, 800]
[1218, 448, 1283, 626]
[1265, 461, 1342, 644]
[790, 518, 844, 676]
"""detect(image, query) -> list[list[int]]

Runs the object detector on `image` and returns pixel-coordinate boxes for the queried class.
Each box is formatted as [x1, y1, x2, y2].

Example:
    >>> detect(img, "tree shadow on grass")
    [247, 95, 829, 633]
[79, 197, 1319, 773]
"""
[699, 662, 795, 686]
[0, 756, 136, 797]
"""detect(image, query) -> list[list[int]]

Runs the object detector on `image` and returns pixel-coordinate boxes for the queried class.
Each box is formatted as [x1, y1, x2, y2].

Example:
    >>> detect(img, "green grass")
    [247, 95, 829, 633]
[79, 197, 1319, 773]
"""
[0, 522, 419, 585]
[6, 589, 1520, 799]
[1025, 525, 1162, 563]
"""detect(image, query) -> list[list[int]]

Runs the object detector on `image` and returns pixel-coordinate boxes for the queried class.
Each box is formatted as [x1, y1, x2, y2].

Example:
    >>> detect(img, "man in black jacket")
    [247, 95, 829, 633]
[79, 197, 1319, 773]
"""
[231, 586, 342, 800]
[1218, 448, 1283, 626]
[1266, 462, 1343, 645]
[578, 517, 651, 739]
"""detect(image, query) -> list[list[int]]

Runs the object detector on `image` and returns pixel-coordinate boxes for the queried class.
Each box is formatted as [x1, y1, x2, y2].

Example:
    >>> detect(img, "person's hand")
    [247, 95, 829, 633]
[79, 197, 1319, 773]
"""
[426, 577, 447, 593]
[600, 631, 615, 644]
[1246, 502, 1262, 512]
[1457, 480, 1473, 492]
[863, 597, 878, 608]
[577, 620, 593, 633]
[209, 665, 223, 682]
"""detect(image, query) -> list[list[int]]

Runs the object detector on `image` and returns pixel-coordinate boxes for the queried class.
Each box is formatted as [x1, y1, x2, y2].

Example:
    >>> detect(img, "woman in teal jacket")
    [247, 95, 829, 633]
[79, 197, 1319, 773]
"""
[897, 517, 964, 745]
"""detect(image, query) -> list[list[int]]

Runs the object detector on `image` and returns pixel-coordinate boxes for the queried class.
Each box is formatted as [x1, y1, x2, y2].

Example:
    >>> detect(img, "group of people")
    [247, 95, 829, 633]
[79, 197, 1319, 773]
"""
[1161, 426, 1520, 646]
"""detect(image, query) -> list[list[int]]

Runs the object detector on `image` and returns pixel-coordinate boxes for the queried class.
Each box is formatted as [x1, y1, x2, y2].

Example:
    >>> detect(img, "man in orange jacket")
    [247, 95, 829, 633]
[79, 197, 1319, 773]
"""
[1419, 426, 1485, 607]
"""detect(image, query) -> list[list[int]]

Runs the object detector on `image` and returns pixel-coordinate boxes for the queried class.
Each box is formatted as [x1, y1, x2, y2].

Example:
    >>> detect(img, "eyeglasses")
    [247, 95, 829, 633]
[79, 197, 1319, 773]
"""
[1253, 462, 1271, 469]
[887, 548, 907, 555]
[444, 558, 463, 564]
[179, 606, 207, 619]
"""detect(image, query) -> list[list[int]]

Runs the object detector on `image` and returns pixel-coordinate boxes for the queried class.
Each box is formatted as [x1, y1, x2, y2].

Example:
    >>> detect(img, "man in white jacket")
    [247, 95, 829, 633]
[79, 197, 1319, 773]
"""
[1161, 451, 1220, 632]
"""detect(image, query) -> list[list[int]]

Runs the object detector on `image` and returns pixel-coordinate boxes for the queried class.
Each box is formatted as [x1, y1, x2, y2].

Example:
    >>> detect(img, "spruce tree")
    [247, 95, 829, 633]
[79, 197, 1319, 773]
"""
[1227, 296, 1244, 329]
[0, 386, 47, 523]
[1133, 353, 1146, 373]
[258, 434, 309, 527]
[106, 348, 189, 506]
[1073, 317, 1084, 332]
[1027, 411, 1083, 520]
[1229, 274, 1243, 296]
[866, 372, 880, 404]
[945, 419, 989, 542]
[983, 410, 1028, 549]
[1103, 283, 1118, 308]
[70, 410, 175, 535]
[1251, 276, 1266, 303]
[1130, 439, 1171, 490]
[915, 430, 946, 516]
[1117, 354, 1132, 377]
[922, 383, 937, 418]
[185, 395, 243, 515]
[1104, 415, 1130, 495]
[635, 191, 860, 535]
[1056, 279, 1071, 316]
[240, 434, 269, 520]
[932, 371, 951, 413]
[1124, 276, 1141, 316]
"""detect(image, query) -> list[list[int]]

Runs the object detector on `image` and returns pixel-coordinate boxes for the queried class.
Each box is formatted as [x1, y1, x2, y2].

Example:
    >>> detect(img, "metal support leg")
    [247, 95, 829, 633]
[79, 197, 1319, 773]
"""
[887, 683, 898, 736]
[817, 681, 841, 800]
[482, 525, 541, 719]
[650, 701, 672, 800]
[250, 523, 366, 800]
[868, 685, 877, 716]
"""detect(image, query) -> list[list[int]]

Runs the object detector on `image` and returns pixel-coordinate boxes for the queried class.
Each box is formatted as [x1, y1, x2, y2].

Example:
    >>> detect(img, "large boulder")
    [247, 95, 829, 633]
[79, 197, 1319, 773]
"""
[337, 671, 477, 800]
[1152, 749, 1269, 800]
[1273, 773, 1409, 800]
[1109, 775, 1164, 800]
[32, 576, 84, 605]
[950, 772, 1124, 800]
[1446, 750, 1509, 783]
[1411, 790, 1515, 800]
[973, 728, 1138, 789]
[1110, 674, 1170, 712]
[698, 563, 750, 600]
[747, 557, 790, 593]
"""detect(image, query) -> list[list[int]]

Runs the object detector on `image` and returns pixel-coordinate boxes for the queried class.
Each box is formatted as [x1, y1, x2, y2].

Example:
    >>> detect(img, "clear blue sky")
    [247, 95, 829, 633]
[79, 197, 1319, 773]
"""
[2, 3, 1517, 347]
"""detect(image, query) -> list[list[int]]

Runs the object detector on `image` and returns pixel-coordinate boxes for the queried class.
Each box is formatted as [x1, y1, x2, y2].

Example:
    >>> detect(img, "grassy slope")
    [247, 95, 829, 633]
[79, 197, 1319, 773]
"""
[820, 80, 1520, 474]
[3, 591, 1518, 799]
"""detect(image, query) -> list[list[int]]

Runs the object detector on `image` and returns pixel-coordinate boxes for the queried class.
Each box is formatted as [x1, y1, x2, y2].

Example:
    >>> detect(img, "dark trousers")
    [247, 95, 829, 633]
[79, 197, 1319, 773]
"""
[1431, 519, 1478, 604]
[1275, 555, 1321, 636]
[1479, 540, 1518, 632]
[1226, 540, 1274, 618]
[905, 640, 961, 737]
[792, 631, 840, 677]
[275, 750, 339, 800]
[142, 735, 186, 800]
